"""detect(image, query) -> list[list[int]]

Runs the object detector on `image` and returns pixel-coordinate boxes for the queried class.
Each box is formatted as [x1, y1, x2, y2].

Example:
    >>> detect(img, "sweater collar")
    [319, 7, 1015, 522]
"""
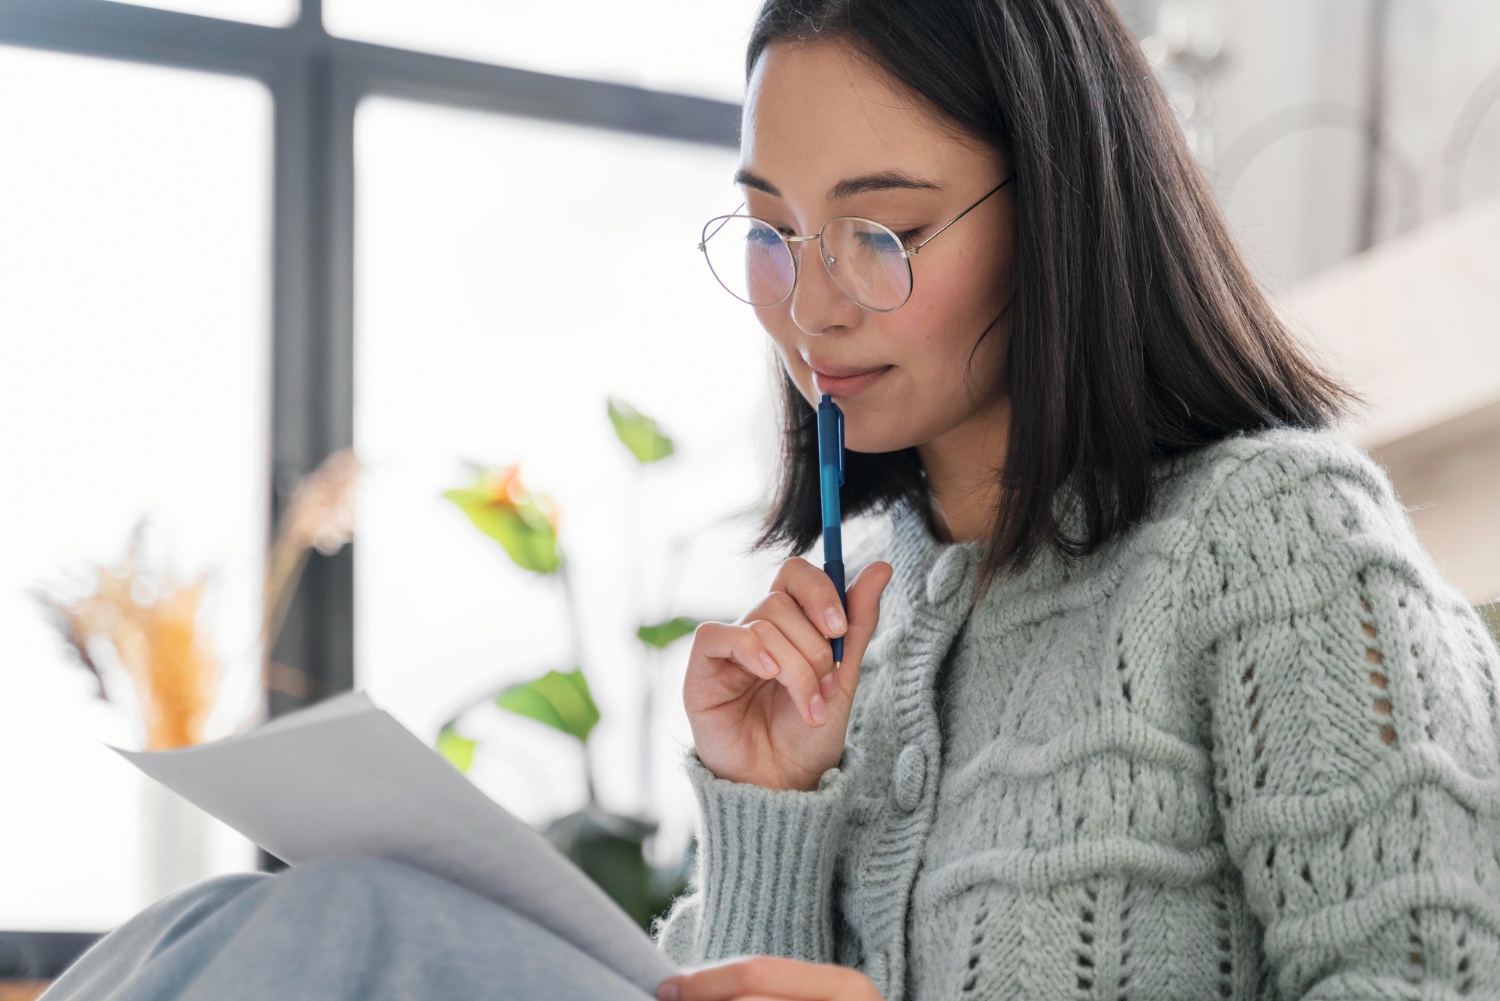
[882, 472, 1094, 614]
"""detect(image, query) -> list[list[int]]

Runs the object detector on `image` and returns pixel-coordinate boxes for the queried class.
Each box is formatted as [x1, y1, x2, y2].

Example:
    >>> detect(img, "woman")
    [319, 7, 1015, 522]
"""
[651, 1, 1500, 999]
[43, 1, 1499, 999]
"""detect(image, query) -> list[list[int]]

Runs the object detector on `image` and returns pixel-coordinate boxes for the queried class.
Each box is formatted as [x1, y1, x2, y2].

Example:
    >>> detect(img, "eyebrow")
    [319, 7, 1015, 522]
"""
[733, 167, 944, 201]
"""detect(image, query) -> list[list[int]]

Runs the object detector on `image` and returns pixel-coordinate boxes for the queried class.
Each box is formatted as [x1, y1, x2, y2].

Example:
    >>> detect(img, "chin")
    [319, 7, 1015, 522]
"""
[842, 418, 925, 456]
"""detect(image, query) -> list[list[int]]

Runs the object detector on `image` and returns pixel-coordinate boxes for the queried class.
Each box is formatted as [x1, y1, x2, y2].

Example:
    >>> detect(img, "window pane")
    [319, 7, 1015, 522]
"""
[103, 0, 298, 26]
[326, 0, 763, 101]
[354, 98, 777, 861]
[0, 45, 269, 929]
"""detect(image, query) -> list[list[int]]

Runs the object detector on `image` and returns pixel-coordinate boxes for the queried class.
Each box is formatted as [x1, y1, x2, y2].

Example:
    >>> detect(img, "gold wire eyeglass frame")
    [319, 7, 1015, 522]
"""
[697, 172, 1015, 313]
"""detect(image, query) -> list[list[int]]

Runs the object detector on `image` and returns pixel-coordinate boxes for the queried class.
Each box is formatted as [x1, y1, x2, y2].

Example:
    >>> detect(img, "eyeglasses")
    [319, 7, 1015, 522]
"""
[697, 173, 1013, 313]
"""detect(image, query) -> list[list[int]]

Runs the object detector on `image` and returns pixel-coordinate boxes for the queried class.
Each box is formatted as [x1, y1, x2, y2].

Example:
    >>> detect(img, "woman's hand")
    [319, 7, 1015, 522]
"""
[656, 956, 883, 1001]
[683, 557, 893, 791]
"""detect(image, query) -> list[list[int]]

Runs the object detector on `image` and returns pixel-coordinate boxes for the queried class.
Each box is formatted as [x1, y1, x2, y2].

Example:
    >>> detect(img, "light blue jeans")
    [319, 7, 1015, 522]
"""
[41, 858, 656, 1001]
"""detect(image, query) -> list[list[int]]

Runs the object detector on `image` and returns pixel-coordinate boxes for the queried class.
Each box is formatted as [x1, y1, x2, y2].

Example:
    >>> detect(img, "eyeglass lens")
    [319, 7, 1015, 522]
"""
[700, 215, 912, 311]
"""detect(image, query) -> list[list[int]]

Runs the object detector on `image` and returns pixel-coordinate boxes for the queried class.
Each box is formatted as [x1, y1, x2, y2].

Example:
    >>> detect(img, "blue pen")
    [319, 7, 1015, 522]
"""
[817, 394, 847, 668]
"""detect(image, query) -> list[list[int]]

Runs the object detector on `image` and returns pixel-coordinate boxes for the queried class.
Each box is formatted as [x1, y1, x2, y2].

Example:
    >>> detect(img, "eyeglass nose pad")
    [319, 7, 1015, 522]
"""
[824, 254, 837, 268]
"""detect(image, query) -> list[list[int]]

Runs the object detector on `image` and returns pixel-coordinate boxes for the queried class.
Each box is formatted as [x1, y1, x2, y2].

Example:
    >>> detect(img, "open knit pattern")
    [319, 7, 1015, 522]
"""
[652, 428, 1500, 1000]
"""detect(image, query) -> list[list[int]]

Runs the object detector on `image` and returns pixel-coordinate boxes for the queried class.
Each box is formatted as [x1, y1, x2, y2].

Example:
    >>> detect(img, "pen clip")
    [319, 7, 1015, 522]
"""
[836, 404, 845, 487]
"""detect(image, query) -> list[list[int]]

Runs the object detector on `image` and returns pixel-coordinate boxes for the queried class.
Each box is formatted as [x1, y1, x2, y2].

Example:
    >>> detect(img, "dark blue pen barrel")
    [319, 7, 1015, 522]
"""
[824, 558, 846, 663]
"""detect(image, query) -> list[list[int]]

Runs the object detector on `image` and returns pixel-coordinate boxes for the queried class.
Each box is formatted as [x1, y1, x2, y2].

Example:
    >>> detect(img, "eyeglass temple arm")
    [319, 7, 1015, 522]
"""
[697, 203, 746, 251]
[908, 173, 1015, 255]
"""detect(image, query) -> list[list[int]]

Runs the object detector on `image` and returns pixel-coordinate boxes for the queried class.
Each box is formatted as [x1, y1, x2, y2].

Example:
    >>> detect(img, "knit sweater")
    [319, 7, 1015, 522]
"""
[651, 427, 1500, 1001]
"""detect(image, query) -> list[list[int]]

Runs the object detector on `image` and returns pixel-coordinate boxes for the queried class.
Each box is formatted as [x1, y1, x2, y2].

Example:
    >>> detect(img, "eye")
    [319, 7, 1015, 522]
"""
[746, 224, 785, 245]
[853, 227, 911, 255]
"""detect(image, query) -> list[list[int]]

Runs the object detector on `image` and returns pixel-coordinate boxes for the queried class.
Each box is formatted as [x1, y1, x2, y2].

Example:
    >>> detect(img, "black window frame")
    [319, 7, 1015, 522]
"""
[0, 0, 738, 974]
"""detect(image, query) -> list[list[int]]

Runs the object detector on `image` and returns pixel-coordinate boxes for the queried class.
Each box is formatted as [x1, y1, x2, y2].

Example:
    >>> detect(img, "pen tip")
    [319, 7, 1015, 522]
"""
[834, 661, 842, 671]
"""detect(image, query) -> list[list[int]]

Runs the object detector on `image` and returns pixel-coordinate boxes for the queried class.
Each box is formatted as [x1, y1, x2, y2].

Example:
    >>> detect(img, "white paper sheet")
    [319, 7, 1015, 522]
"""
[116, 691, 678, 994]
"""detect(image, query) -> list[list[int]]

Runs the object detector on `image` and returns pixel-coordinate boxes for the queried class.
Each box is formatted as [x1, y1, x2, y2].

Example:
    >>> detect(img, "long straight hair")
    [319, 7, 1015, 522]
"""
[748, 0, 1358, 599]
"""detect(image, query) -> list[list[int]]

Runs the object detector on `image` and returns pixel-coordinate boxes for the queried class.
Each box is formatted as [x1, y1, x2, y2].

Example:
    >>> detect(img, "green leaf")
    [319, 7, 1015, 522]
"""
[436, 725, 476, 773]
[607, 398, 674, 464]
[443, 481, 561, 575]
[496, 668, 600, 743]
[636, 616, 700, 649]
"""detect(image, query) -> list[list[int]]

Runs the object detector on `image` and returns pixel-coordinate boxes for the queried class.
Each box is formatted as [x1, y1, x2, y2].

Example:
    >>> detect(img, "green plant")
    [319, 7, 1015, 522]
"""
[436, 397, 715, 930]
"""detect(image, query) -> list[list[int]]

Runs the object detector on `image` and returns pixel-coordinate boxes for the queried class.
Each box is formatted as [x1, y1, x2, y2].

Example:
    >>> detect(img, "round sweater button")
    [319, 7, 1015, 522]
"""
[892, 744, 926, 812]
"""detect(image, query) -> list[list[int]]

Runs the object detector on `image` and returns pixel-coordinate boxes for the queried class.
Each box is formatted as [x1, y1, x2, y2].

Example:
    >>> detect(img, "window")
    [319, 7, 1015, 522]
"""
[103, 0, 297, 26]
[0, 44, 269, 930]
[353, 98, 777, 857]
[326, 0, 763, 101]
[0, 0, 746, 949]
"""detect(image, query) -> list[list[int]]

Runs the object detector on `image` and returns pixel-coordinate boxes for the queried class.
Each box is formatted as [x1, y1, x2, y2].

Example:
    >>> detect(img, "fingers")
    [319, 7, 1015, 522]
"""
[770, 557, 850, 643]
[659, 955, 877, 1001]
[689, 557, 891, 731]
[755, 586, 840, 688]
[765, 556, 852, 701]
[690, 620, 826, 728]
[748, 617, 828, 726]
[691, 622, 784, 683]
[830, 561, 892, 701]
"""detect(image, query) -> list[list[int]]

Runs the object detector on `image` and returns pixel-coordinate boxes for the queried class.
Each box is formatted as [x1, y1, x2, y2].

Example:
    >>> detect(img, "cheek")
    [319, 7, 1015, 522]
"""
[757, 310, 816, 396]
[897, 257, 1009, 360]
[886, 243, 1014, 410]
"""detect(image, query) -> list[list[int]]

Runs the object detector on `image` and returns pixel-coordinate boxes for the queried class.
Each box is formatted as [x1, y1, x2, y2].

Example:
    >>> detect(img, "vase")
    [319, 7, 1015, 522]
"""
[138, 776, 216, 907]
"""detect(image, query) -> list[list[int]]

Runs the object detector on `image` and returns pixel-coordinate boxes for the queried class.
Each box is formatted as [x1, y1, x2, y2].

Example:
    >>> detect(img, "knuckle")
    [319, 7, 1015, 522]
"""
[740, 956, 775, 986]
[734, 629, 763, 661]
[765, 589, 798, 617]
[771, 557, 802, 587]
[780, 556, 816, 585]
[786, 659, 818, 694]
[741, 591, 782, 625]
[690, 622, 730, 661]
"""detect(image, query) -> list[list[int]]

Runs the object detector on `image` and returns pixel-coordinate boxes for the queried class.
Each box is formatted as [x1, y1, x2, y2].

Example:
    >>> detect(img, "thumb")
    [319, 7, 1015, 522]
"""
[836, 560, 892, 681]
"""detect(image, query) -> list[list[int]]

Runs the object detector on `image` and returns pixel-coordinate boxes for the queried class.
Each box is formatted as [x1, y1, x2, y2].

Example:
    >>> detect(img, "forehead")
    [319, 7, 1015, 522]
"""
[741, 39, 985, 198]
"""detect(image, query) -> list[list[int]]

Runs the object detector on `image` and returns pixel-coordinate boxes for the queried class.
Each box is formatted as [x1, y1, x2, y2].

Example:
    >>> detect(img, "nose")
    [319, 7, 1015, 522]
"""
[788, 237, 862, 336]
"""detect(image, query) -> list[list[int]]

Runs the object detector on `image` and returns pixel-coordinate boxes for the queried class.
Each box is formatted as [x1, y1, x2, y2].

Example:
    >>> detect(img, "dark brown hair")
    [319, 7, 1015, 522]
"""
[748, 0, 1358, 599]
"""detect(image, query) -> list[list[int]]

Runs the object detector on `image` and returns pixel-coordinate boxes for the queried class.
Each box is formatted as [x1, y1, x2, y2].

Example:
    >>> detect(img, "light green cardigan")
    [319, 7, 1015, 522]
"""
[652, 427, 1500, 1000]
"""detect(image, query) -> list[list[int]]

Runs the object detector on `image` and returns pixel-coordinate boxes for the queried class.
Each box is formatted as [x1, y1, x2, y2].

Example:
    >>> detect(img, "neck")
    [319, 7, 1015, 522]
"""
[916, 396, 1011, 545]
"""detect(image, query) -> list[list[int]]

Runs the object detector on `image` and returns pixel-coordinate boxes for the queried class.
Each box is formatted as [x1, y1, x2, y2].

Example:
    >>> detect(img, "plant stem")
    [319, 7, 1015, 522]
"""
[557, 559, 598, 806]
[630, 470, 654, 817]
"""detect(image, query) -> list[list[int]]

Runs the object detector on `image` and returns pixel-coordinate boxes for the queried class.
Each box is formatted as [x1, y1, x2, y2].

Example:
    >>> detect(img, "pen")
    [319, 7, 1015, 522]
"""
[817, 393, 847, 669]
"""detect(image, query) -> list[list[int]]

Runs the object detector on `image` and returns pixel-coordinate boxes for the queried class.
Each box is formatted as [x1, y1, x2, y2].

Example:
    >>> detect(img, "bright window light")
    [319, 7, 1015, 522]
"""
[353, 97, 779, 861]
[0, 44, 270, 930]
[326, 0, 764, 101]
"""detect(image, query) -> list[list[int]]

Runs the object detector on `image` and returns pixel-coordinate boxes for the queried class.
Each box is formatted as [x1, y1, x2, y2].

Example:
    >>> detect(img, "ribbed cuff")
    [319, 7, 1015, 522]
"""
[683, 748, 853, 963]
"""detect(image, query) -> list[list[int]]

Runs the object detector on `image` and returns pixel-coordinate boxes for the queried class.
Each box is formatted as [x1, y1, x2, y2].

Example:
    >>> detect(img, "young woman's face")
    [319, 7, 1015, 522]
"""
[739, 39, 1017, 455]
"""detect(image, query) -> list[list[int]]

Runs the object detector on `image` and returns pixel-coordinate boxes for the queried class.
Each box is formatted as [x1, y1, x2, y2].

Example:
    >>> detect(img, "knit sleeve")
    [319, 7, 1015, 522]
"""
[650, 746, 855, 967]
[1185, 432, 1500, 999]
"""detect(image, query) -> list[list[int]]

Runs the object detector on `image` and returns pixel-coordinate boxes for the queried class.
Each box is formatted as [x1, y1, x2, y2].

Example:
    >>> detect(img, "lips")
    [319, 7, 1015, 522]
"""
[810, 363, 892, 398]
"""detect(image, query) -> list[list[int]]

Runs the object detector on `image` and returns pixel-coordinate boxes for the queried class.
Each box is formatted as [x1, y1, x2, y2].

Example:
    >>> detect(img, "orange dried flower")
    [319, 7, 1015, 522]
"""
[35, 522, 220, 750]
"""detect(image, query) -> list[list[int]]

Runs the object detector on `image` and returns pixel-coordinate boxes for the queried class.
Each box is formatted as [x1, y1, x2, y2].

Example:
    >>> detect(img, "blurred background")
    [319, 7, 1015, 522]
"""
[0, 0, 1496, 991]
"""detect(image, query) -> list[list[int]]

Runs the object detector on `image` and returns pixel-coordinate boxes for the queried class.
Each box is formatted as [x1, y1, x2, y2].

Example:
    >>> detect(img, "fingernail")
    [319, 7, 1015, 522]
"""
[819, 672, 836, 701]
[657, 980, 679, 1001]
[759, 652, 779, 676]
[825, 607, 845, 634]
[809, 693, 827, 724]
